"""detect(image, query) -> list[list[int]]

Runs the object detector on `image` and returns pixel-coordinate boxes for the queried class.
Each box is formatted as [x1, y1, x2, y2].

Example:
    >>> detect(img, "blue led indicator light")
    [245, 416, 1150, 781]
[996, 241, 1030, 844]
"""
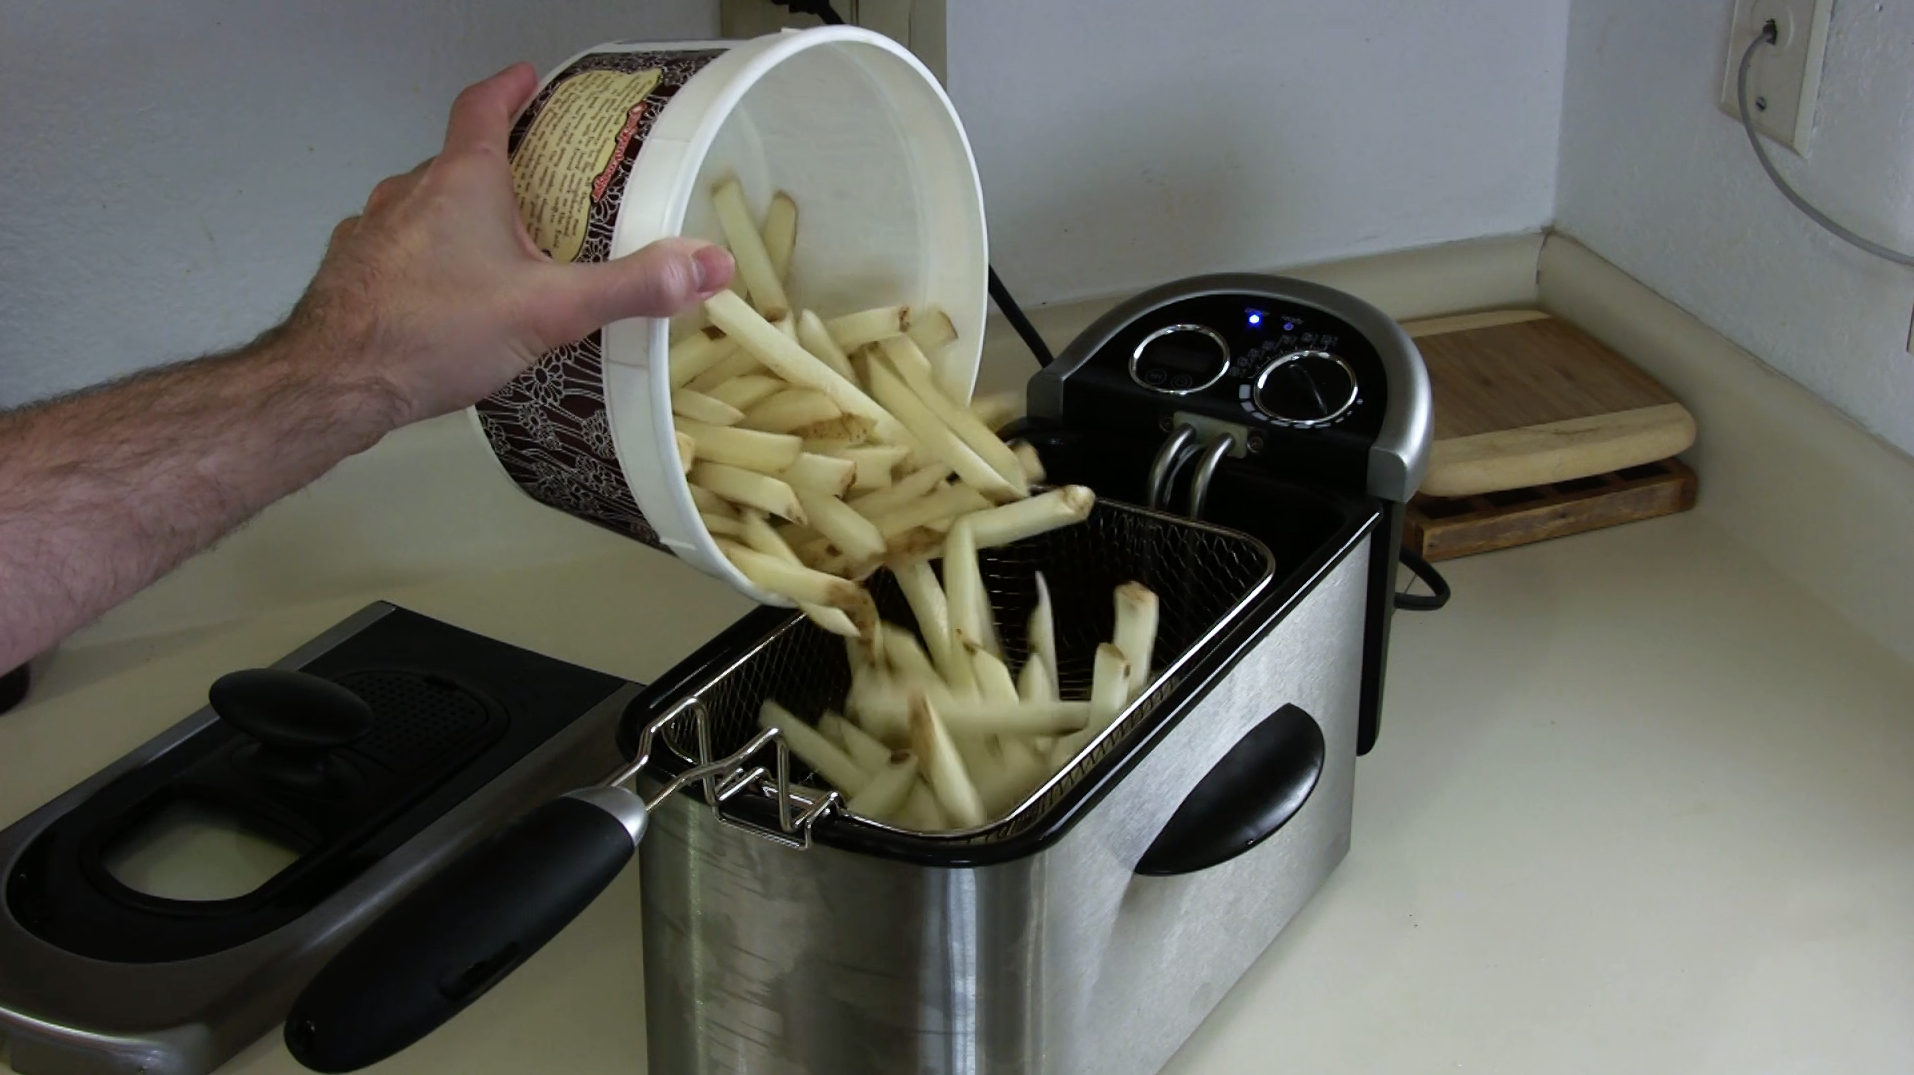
[1247, 311, 1263, 327]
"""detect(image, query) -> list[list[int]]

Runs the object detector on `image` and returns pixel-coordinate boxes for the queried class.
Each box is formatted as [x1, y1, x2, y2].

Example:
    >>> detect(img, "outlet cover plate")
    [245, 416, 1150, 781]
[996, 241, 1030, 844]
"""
[1719, 0, 1833, 155]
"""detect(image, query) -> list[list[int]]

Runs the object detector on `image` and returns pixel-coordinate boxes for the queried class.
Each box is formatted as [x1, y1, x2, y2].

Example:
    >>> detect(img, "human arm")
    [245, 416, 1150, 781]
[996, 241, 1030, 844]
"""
[0, 64, 734, 673]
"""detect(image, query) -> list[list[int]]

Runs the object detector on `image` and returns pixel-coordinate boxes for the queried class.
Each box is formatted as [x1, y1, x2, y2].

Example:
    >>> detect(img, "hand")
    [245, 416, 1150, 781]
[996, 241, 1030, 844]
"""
[293, 63, 735, 427]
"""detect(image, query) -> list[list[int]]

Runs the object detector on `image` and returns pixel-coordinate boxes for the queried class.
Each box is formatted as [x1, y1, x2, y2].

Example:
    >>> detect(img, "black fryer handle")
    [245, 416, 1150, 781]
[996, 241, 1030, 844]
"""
[1135, 704, 1325, 876]
[284, 789, 647, 1073]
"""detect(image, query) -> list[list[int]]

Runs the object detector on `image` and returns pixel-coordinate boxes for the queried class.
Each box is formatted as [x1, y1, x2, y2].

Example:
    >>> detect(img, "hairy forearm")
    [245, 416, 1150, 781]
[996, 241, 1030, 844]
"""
[0, 319, 405, 671]
[0, 63, 728, 675]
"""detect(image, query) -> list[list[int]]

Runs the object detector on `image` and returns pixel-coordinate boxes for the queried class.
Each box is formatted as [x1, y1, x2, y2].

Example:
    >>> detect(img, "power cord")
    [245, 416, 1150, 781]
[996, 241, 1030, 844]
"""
[1395, 548, 1451, 612]
[1737, 21, 1914, 268]
[770, 0, 1057, 366]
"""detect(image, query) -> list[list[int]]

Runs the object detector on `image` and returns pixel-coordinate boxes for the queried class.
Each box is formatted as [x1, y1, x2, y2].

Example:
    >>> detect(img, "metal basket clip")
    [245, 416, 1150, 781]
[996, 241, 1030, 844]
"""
[634, 697, 839, 850]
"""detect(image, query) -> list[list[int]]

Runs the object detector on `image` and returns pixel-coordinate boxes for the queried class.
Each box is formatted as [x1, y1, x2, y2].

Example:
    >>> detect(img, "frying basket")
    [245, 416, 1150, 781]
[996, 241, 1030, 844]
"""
[640, 500, 1276, 848]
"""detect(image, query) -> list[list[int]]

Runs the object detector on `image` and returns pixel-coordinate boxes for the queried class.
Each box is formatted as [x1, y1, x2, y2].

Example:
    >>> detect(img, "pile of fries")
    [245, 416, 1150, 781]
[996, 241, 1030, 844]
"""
[671, 178, 1159, 831]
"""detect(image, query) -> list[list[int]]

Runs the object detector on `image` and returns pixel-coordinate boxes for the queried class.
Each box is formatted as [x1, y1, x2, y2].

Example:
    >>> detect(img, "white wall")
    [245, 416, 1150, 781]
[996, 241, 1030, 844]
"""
[942, 0, 1571, 307]
[1556, 0, 1914, 457]
[0, 0, 716, 409]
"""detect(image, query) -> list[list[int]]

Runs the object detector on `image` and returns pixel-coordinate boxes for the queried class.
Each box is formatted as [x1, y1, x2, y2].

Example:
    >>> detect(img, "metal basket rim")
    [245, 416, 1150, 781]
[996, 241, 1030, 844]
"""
[639, 499, 1279, 844]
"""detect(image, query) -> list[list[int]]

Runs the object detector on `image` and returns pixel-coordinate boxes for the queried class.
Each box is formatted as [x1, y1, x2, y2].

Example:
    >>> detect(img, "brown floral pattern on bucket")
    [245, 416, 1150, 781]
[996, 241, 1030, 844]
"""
[475, 48, 725, 549]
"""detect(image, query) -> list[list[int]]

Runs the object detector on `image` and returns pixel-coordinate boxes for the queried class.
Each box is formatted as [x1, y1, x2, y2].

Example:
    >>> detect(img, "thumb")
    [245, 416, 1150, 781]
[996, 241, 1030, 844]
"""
[558, 239, 735, 333]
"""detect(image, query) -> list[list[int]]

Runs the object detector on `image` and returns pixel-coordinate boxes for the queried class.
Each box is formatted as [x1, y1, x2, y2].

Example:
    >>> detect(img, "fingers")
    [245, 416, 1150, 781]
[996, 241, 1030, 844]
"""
[444, 62, 539, 158]
[556, 240, 735, 332]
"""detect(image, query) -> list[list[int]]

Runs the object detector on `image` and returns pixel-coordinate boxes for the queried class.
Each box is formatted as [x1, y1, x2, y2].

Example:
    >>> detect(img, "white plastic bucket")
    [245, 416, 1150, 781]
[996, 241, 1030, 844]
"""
[472, 28, 988, 604]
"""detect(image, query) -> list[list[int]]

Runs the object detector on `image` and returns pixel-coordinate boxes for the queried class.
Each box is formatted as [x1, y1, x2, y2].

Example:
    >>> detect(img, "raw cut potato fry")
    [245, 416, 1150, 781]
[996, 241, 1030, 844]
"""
[707, 374, 786, 412]
[761, 191, 798, 283]
[668, 328, 738, 388]
[674, 420, 803, 472]
[943, 519, 1001, 657]
[777, 521, 822, 546]
[970, 392, 1022, 433]
[675, 431, 697, 475]
[863, 694, 1091, 736]
[796, 488, 886, 563]
[893, 559, 953, 670]
[825, 304, 912, 350]
[909, 692, 987, 829]
[702, 512, 745, 538]
[685, 347, 763, 395]
[969, 644, 1020, 707]
[1029, 572, 1057, 685]
[1113, 582, 1160, 701]
[880, 337, 1027, 490]
[849, 462, 953, 516]
[865, 484, 991, 540]
[971, 736, 1044, 817]
[797, 310, 857, 382]
[777, 315, 800, 343]
[743, 389, 840, 434]
[759, 701, 868, 795]
[737, 510, 859, 636]
[817, 711, 851, 749]
[905, 305, 957, 356]
[795, 414, 877, 447]
[671, 387, 745, 426]
[837, 716, 894, 773]
[782, 453, 857, 497]
[899, 781, 948, 830]
[694, 463, 805, 523]
[866, 359, 1023, 503]
[689, 483, 735, 517]
[1048, 644, 1132, 768]
[1017, 652, 1056, 704]
[847, 753, 921, 820]
[846, 666, 902, 742]
[719, 541, 879, 612]
[712, 178, 791, 320]
[883, 527, 947, 564]
[802, 606, 862, 639]
[964, 486, 1097, 550]
[879, 624, 939, 683]
[999, 736, 1048, 790]
[692, 482, 734, 516]
[721, 242, 746, 297]
[1089, 642, 1132, 730]
[1011, 441, 1045, 484]
[670, 307, 708, 344]
[832, 444, 911, 491]
[705, 291, 915, 447]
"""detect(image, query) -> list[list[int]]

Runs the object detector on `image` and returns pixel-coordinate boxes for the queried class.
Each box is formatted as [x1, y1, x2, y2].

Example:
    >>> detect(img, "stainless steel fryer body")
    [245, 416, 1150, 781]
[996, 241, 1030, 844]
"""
[637, 535, 1370, 1075]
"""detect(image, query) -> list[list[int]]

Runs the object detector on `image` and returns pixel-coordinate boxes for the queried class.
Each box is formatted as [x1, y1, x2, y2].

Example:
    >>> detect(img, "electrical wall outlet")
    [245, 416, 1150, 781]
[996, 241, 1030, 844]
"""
[1719, 0, 1833, 155]
[718, 0, 945, 83]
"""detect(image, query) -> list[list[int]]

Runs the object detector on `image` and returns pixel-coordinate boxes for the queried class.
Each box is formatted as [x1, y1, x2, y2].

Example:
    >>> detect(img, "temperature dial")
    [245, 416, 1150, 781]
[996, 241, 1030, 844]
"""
[1253, 351, 1360, 427]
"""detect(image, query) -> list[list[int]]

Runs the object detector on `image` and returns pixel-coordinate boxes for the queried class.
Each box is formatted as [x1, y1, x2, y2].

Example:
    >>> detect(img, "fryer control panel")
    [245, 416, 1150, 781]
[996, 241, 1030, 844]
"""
[1041, 291, 1390, 488]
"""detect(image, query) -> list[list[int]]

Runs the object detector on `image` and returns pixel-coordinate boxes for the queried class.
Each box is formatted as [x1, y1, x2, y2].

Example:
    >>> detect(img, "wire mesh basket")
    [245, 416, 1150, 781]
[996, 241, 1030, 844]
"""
[644, 500, 1276, 848]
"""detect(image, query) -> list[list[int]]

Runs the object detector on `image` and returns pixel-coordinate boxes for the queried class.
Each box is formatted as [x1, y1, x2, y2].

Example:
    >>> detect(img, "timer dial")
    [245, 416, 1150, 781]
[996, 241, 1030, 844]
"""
[1253, 350, 1359, 427]
[1129, 324, 1230, 395]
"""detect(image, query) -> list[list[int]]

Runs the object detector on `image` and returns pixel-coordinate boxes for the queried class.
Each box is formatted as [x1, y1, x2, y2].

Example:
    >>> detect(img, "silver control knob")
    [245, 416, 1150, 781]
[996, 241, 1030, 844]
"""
[1252, 351, 1359, 427]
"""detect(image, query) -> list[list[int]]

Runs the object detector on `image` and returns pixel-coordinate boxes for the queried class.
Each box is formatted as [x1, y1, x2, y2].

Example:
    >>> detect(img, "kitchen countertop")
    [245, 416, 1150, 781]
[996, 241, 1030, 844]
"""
[7, 506, 1910, 1074]
[7, 233, 1914, 1073]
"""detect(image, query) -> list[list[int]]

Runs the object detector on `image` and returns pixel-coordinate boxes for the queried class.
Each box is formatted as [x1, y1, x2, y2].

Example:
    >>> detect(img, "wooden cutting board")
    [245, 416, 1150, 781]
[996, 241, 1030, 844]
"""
[1401, 310, 1697, 498]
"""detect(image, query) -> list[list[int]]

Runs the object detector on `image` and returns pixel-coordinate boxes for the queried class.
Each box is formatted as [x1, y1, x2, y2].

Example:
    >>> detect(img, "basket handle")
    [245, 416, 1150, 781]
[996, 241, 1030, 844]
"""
[283, 788, 647, 1072]
[1134, 704, 1325, 876]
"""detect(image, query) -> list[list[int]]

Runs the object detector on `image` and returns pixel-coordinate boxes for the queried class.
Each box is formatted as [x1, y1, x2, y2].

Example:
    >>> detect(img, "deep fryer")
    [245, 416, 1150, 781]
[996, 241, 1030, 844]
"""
[285, 273, 1436, 1075]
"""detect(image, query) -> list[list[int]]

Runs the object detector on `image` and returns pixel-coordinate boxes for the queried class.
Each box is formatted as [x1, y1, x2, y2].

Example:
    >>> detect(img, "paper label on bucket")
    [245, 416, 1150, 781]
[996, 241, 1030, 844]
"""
[474, 47, 723, 549]
[512, 68, 662, 264]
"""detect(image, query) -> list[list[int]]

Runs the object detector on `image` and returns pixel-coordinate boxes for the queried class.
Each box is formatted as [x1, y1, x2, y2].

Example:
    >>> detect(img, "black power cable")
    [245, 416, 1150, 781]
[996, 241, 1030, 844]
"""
[770, 0, 1056, 367]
